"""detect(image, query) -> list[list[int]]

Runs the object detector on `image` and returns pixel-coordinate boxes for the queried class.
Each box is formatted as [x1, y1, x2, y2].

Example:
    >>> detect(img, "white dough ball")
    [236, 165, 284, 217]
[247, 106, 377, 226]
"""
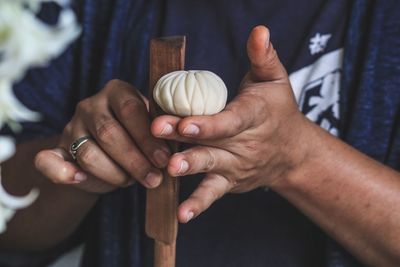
[153, 70, 228, 116]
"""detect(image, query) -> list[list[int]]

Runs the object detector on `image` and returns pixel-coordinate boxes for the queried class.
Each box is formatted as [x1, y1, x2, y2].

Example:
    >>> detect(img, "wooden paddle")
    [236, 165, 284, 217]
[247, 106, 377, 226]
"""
[146, 36, 186, 267]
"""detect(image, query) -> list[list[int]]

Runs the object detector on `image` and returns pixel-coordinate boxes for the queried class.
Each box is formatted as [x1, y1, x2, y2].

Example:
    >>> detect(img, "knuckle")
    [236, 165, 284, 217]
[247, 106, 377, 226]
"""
[232, 118, 244, 133]
[76, 98, 91, 115]
[238, 155, 254, 171]
[237, 162, 255, 178]
[248, 142, 266, 164]
[95, 119, 120, 143]
[220, 110, 244, 135]
[243, 140, 259, 153]
[105, 79, 123, 89]
[234, 149, 257, 176]
[203, 148, 216, 172]
[76, 144, 97, 170]
[104, 79, 131, 94]
[128, 161, 150, 180]
[62, 122, 73, 136]
[56, 166, 74, 183]
[47, 165, 73, 184]
[118, 97, 143, 119]
[206, 186, 220, 201]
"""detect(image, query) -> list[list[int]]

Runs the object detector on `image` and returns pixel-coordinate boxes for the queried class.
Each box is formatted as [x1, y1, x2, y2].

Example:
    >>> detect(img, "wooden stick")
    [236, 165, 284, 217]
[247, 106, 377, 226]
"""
[146, 36, 186, 267]
[153, 240, 176, 267]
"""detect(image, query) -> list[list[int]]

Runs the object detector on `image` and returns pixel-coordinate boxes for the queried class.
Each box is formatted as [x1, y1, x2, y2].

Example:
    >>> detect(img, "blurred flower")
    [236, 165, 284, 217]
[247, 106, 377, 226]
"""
[0, 80, 40, 131]
[0, 136, 14, 163]
[0, 0, 81, 129]
[0, 0, 81, 233]
[0, 165, 40, 233]
[0, 0, 81, 82]
[0, 136, 40, 234]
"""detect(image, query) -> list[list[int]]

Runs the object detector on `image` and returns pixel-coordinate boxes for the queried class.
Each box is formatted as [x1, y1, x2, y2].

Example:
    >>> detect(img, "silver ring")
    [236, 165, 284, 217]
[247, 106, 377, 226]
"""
[70, 136, 91, 160]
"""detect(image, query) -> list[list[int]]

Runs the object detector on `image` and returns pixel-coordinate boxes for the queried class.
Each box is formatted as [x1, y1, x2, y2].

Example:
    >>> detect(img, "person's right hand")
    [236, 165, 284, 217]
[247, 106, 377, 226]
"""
[35, 80, 170, 193]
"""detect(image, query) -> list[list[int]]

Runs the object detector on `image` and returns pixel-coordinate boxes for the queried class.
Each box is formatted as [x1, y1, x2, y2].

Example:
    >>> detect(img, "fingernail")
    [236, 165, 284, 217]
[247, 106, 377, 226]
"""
[160, 124, 173, 136]
[145, 172, 162, 188]
[178, 160, 189, 174]
[153, 149, 169, 167]
[187, 211, 194, 222]
[265, 32, 270, 49]
[74, 172, 87, 183]
[183, 124, 200, 136]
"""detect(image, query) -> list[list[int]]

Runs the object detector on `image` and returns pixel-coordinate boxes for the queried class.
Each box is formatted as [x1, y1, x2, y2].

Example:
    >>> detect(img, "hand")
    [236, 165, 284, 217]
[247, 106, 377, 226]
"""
[35, 80, 170, 193]
[151, 26, 314, 223]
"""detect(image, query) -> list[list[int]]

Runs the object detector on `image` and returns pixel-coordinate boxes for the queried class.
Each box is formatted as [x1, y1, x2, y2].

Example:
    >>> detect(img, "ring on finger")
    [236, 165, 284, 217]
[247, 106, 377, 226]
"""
[70, 135, 92, 160]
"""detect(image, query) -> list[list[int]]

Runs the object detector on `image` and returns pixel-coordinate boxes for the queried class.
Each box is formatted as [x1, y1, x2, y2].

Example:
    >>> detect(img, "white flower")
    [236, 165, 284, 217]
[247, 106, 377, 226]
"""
[0, 80, 40, 131]
[0, 0, 81, 234]
[0, 137, 39, 234]
[14, 0, 71, 13]
[0, 0, 81, 83]
[0, 136, 15, 163]
[0, 167, 39, 234]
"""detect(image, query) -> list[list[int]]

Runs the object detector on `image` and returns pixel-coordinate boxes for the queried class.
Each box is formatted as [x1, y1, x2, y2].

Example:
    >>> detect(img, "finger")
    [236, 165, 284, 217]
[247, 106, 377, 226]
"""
[108, 81, 170, 168]
[167, 146, 235, 177]
[176, 98, 257, 139]
[35, 148, 118, 193]
[84, 114, 163, 188]
[35, 148, 86, 184]
[151, 115, 191, 142]
[247, 25, 287, 82]
[152, 109, 251, 142]
[68, 138, 134, 187]
[178, 174, 233, 223]
[61, 121, 137, 187]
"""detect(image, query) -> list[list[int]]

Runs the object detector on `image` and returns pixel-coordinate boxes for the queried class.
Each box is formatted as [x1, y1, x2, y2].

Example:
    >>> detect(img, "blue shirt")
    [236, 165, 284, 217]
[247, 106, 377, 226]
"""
[7, 1, 400, 267]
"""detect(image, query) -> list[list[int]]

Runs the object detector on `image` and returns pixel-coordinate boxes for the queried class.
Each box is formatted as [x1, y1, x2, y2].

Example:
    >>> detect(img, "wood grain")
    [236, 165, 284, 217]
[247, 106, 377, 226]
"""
[146, 36, 186, 267]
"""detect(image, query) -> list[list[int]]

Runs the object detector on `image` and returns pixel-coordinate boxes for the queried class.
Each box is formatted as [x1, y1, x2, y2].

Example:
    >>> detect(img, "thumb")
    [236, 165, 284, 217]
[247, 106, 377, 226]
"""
[35, 148, 81, 184]
[35, 148, 116, 193]
[247, 25, 287, 82]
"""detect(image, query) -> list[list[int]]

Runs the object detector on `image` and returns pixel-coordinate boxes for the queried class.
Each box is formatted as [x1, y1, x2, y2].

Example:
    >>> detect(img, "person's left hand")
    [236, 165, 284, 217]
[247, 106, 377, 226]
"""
[151, 26, 317, 223]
